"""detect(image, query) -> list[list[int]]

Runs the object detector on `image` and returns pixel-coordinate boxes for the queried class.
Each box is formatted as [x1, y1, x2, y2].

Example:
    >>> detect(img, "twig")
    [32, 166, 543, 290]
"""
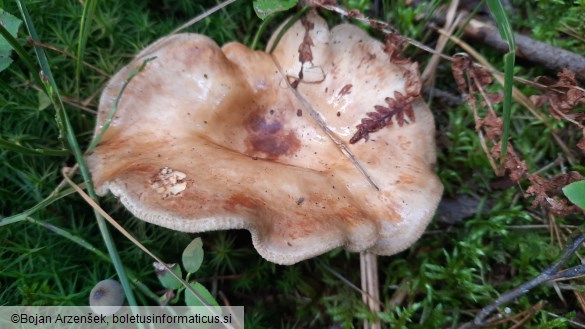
[27, 39, 110, 77]
[459, 234, 585, 328]
[421, 0, 461, 87]
[29, 84, 97, 114]
[545, 311, 585, 329]
[317, 260, 383, 310]
[428, 7, 585, 80]
[465, 18, 585, 81]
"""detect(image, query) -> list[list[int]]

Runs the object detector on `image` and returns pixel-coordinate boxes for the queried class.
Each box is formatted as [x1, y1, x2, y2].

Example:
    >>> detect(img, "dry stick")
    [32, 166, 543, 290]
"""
[427, 6, 585, 81]
[28, 39, 109, 77]
[462, 67, 500, 175]
[170, 0, 239, 34]
[550, 213, 564, 251]
[559, 24, 585, 43]
[61, 168, 236, 329]
[463, 16, 585, 81]
[421, 0, 461, 87]
[459, 234, 585, 329]
[318, 260, 383, 310]
[29, 84, 97, 114]
[218, 291, 243, 329]
[83, 83, 105, 107]
[270, 54, 380, 191]
[470, 68, 509, 175]
[551, 132, 577, 166]
[549, 312, 585, 329]
[491, 302, 543, 329]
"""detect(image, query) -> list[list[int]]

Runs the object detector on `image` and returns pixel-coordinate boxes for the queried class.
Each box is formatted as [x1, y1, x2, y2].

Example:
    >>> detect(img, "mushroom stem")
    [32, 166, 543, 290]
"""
[360, 252, 381, 329]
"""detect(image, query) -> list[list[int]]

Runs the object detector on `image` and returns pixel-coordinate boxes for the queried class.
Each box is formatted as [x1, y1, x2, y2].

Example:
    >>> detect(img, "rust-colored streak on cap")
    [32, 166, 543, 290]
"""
[88, 12, 443, 265]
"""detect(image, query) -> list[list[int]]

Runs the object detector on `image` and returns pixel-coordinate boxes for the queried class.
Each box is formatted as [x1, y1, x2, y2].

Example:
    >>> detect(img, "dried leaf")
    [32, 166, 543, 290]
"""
[402, 62, 422, 98]
[451, 54, 493, 94]
[451, 55, 469, 93]
[350, 91, 415, 143]
[298, 15, 314, 65]
[526, 172, 585, 216]
[350, 38, 420, 144]
[479, 110, 503, 141]
[383, 33, 408, 65]
[533, 69, 585, 116]
[481, 92, 504, 107]
[490, 141, 527, 182]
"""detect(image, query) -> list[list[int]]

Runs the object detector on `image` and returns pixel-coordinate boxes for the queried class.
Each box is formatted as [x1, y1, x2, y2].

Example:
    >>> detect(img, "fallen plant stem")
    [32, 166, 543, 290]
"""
[28, 39, 109, 77]
[421, 0, 461, 87]
[424, 4, 585, 79]
[317, 260, 383, 310]
[170, 0, 239, 35]
[30, 84, 97, 114]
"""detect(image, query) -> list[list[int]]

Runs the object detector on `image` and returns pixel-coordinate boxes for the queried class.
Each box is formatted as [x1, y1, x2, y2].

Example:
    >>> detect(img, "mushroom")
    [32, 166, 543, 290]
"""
[89, 279, 124, 315]
[87, 11, 443, 265]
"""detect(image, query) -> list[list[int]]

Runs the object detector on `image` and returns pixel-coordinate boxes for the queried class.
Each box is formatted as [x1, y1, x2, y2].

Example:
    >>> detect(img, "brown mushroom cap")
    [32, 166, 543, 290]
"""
[88, 12, 443, 265]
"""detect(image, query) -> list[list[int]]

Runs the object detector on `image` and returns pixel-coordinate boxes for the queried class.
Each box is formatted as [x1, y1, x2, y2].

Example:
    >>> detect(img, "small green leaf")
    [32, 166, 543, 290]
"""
[185, 282, 219, 307]
[38, 89, 51, 111]
[0, 9, 22, 72]
[253, 0, 297, 20]
[563, 181, 585, 211]
[182, 237, 204, 274]
[153, 262, 183, 290]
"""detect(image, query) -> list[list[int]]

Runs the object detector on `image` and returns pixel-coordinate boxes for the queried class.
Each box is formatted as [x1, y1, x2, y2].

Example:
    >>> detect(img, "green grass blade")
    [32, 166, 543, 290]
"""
[250, 12, 277, 50]
[268, 6, 309, 53]
[24, 216, 160, 303]
[15, 0, 138, 307]
[0, 137, 69, 156]
[26, 216, 111, 262]
[15, 1, 67, 142]
[0, 187, 76, 226]
[75, 0, 98, 96]
[87, 56, 156, 151]
[486, 0, 515, 164]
